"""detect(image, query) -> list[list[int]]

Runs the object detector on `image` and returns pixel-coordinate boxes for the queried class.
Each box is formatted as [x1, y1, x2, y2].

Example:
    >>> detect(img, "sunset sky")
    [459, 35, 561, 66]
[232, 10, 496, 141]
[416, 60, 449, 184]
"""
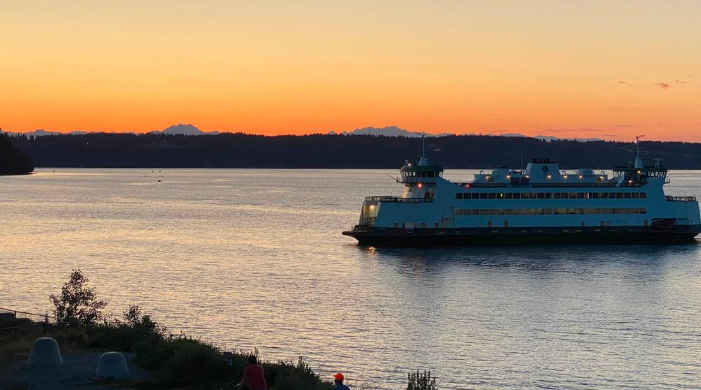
[1, 0, 699, 141]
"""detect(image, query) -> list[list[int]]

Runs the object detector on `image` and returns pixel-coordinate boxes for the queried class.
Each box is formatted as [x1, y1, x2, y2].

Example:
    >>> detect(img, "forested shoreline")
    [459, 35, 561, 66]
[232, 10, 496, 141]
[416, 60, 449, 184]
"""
[0, 133, 34, 175]
[9, 133, 701, 169]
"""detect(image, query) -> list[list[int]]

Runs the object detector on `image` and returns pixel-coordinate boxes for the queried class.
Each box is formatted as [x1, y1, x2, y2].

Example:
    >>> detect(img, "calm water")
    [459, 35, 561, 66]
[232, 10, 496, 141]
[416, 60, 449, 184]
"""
[1, 169, 701, 389]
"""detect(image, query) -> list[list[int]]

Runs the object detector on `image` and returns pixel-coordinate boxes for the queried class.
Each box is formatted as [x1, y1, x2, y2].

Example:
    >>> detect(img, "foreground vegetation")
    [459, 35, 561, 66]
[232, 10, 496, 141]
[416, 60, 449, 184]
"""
[0, 270, 439, 390]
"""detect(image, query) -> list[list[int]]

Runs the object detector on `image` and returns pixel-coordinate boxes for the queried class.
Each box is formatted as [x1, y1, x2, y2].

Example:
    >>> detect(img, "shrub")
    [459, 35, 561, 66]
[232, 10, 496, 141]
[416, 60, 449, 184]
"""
[49, 269, 107, 327]
[407, 370, 437, 390]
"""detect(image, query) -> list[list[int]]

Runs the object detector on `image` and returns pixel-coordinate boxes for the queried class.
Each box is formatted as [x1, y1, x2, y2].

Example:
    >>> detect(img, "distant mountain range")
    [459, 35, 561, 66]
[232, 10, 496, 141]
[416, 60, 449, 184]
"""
[152, 123, 219, 136]
[330, 126, 454, 138]
[3, 124, 600, 142]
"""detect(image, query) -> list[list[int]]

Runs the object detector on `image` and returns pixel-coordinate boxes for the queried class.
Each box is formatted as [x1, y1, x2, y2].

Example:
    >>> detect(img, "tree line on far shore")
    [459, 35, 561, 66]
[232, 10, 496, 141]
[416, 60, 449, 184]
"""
[0, 133, 34, 175]
[9, 132, 701, 169]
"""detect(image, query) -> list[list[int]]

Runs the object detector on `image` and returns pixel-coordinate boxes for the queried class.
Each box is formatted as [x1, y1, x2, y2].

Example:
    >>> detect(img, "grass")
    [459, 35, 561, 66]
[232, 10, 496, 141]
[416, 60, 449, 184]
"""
[0, 311, 334, 390]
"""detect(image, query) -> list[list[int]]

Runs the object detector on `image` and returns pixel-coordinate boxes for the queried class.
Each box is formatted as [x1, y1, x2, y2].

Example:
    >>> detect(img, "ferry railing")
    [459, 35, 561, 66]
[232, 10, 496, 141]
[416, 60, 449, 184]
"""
[364, 196, 433, 203]
[665, 196, 696, 202]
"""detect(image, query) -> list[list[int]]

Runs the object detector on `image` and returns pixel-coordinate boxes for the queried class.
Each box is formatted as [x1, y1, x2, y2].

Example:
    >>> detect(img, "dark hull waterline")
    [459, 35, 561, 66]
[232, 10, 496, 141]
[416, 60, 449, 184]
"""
[343, 225, 701, 246]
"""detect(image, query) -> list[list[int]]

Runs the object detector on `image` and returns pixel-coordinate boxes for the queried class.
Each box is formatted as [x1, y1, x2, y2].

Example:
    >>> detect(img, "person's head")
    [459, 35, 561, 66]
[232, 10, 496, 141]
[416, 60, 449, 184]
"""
[249, 355, 257, 365]
[334, 372, 344, 384]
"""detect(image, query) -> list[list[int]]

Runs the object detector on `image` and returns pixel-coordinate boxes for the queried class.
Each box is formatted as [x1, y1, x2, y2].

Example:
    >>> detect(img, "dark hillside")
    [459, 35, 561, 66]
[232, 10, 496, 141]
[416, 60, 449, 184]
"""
[0, 133, 34, 175]
[9, 133, 701, 169]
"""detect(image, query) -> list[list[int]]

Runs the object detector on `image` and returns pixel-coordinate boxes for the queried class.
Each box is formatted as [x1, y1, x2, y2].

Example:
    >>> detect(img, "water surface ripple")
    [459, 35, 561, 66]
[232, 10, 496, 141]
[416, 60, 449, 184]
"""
[1, 169, 700, 389]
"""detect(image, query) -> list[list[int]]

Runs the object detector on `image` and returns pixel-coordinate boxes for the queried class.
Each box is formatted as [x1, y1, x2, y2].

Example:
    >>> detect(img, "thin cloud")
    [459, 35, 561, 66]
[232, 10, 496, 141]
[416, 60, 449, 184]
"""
[611, 124, 637, 128]
[676, 80, 687, 84]
[654, 82, 670, 90]
[617, 80, 629, 85]
[546, 127, 606, 133]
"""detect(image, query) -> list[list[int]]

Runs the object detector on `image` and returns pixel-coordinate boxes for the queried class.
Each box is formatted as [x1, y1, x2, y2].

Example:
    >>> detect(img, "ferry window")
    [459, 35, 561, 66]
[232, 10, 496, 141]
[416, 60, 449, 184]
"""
[594, 208, 601, 214]
[545, 193, 552, 199]
[428, 172, 435, 178]
[479, 209, 489, 216]
[497, 209, 505, 215]
[530, 193, 537, 199]
[488, 209, 497, 215]
[632, 193, 639, 199]
[640, 193, 647, 198]
[624, 193, 632, 199]
[471, 209, 480, 215]
[504, 209, 513, 215]
[616, 193, 624, 199]
[420, 223, 426, 228]
[456, 193, 463, 199]
[569, 208, 580, 214]
[624, 208, 633, 214]
[480, 193, 488, 200]
[577, 193, 585, 199]
[592, 193, 600, 199]
[554, 193, 561, 199]
[544, 208, 552, 214]
[498, 193, 505, 199]
[560, 193, 568, 199]
[569, 193, 577, 199]
[632, 208, 640, 214]
[488, 193, 495, 199]
[505, 193, 513, 199]
[537, 193, 545, 199]
[641, 208, 647, 214]
[513, 193, 521, 199]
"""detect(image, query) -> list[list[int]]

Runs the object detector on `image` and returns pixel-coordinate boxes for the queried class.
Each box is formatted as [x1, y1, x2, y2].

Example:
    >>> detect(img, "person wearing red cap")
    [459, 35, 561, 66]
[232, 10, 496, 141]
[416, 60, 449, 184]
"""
[332, 372, 350, 390]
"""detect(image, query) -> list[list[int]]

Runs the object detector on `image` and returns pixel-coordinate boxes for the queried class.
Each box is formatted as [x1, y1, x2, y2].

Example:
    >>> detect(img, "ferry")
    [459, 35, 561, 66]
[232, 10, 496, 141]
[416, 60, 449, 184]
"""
[343, 140, 701, 245]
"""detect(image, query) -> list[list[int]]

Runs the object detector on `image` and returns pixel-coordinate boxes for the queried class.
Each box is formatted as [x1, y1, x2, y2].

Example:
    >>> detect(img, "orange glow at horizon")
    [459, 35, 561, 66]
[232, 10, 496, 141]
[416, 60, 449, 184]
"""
[1, 1, 700, 141]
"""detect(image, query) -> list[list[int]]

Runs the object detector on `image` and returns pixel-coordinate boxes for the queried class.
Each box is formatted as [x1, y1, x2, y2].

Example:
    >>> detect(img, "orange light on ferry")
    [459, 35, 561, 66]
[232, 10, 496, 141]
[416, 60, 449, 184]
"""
[417, 183, 423, 188]
[579, 175, 583, 179]
[546, 174, 552, 179]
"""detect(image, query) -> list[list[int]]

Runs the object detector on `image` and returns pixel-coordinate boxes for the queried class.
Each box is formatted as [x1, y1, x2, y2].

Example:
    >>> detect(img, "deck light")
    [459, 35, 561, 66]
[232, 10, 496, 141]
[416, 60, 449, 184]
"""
[547, 175, 552, 179]
[563, 175, 568, 179]
[417, 183, 423, 188]
[506, 175, 511, 179]
[579, 175, 583, 179]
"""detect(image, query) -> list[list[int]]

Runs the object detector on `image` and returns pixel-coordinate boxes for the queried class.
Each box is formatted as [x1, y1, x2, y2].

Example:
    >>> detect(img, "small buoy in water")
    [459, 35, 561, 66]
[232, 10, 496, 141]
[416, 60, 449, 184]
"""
[158, 180, 161, 182]
[95, 352, 130, 379]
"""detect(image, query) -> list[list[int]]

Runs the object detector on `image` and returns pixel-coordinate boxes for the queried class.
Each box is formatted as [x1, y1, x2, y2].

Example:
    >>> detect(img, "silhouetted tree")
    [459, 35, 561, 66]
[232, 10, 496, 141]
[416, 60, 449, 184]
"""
[50, 269, 107, 327]
[0, 132, 34, 175]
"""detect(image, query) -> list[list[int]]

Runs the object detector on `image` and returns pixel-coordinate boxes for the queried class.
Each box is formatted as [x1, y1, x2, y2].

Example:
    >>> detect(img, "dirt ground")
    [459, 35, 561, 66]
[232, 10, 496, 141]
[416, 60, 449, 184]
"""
[0, 351, 151, 390]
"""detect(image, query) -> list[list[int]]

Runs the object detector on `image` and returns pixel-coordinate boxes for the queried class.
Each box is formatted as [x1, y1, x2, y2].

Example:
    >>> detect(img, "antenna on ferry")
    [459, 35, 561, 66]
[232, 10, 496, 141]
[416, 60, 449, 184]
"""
[418, 133, 429, 166]
[421, 134, 426, 160]
[634, 135, 645, 168]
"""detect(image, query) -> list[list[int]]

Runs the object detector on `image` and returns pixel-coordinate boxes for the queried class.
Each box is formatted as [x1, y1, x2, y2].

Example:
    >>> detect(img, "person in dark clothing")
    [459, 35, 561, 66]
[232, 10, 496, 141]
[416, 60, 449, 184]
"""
[332, 372, 350, 390]
[237, 355, 267, 390]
